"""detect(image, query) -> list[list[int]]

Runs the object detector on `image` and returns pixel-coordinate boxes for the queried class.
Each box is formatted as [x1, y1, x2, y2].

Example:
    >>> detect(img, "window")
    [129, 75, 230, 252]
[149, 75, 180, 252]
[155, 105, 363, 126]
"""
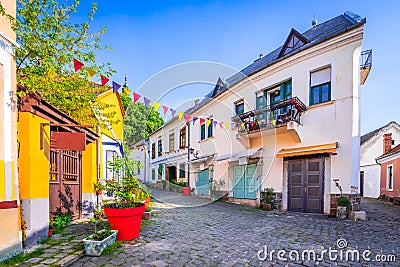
[268, 81, 292, 105]
[179, 127, 186, 148]
[310, 67, 331, 105]
[152, 169, 156, 180]
[207, 119, 213, 138]
[106, 150, 117, 180]
[201, 118, 213, 140]
[387, 165, 393, 190]
[151, 143, 155, 159]
[169, 132, 175, 152]
[158, 138, 162, 156]
[200, 124, 206, 140]
[179, 164, 185, 178]
[235, 101, 244, 115]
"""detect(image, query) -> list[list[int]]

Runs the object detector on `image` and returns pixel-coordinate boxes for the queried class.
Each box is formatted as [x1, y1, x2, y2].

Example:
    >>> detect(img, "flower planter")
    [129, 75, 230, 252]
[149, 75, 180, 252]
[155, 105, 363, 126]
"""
[336, 206, 347, 220]
[143, 198, 151, 210]
[48, 228, 53, 238]
[104, 204, 145, 240]
[262, 203, 272, 211]
[83, 230, 118, 256]
[142, 211, 151, 220]
[182, 187, 191, 196]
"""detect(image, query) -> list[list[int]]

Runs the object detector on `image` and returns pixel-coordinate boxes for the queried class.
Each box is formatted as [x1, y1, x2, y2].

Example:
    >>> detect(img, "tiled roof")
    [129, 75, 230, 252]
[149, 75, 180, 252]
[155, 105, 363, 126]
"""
[377, 144, 400, 161]
[361, 121, 399, 145]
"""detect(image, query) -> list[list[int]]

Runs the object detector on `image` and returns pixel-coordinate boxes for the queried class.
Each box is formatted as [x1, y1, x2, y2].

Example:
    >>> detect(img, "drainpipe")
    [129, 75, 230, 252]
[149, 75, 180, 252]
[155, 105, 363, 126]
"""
[186, 121, 190, 187]
[259, 159, 264, 206]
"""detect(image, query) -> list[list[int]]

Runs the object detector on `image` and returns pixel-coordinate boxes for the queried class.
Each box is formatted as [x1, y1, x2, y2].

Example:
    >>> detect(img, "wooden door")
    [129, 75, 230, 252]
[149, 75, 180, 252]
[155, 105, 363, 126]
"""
[49, 149, 82, 219]
[196, 170, 210, 196]
[233, 164, 257, 199]
[288, 158, 324, 213]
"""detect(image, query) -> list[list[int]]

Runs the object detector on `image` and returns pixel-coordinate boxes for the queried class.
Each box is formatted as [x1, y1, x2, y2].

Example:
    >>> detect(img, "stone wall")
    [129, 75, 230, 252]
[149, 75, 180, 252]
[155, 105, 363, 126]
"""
[330, 194, 361, 216]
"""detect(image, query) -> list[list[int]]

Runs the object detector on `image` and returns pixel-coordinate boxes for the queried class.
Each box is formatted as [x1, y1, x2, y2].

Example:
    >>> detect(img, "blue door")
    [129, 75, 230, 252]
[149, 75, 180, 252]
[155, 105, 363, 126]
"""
[233, 164, 257, 199]
[196, 170, 210, 196]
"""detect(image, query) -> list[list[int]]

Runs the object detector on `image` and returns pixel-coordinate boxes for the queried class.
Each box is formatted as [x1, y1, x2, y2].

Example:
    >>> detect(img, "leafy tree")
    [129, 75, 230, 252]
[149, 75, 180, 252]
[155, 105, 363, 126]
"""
[120, 94, 132, 111]
[123, 102, 164, 145]
[1, 0, 116, 125]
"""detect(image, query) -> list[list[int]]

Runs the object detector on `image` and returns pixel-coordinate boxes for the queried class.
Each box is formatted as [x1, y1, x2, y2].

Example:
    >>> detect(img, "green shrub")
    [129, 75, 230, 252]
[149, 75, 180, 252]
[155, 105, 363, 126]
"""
[337, 196, 351, 207]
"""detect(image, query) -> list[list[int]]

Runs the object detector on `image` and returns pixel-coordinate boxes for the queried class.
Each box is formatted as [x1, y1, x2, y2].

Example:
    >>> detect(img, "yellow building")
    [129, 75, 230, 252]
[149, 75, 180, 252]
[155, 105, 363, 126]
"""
[0, 0, 22, 261]
[95, 90, 125, 183]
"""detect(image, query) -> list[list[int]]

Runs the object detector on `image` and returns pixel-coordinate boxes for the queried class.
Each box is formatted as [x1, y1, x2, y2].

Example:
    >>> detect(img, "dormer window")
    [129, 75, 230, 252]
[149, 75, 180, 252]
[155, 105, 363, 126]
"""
[278, 28, 309, 58]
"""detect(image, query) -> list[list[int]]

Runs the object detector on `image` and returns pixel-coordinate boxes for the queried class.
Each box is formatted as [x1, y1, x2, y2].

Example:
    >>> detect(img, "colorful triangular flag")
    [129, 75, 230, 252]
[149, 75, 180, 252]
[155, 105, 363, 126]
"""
[193, 117, 198, 125]
[185, 114, 191, 122]
[200, 118, 205, 126]
[225, 122, 230, 129]
[73, 59, 84, 72]
[162, 105, 169, 115]
[100, 75, 109, 86]
[143, 97, 151, 107]
[133, 92, 141, 103]
[178, 112, 184, 120]
[87, 68, 96, 79]
[112, 81, 121, 93]
[123, 87, 131, 96]
[218, 122, 224, 129]
[170, 109, 176, 117]
[153, 102, 160, 111]
[213, 120, 218, 128]
[206, 119, 212, 127]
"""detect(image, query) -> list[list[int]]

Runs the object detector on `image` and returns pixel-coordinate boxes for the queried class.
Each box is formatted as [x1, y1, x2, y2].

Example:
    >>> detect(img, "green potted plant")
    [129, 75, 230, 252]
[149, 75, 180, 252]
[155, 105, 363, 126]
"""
[102, 157, 147, 240]
[334, 179, 350, 220]
[261, 188, 274, 211]
[83, 217, 117, 256]
[94, 181, 105, 195]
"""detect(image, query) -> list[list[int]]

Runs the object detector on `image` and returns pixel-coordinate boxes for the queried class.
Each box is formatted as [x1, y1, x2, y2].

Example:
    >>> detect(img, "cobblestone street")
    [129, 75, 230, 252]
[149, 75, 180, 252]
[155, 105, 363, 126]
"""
[22, 190, 400, 267]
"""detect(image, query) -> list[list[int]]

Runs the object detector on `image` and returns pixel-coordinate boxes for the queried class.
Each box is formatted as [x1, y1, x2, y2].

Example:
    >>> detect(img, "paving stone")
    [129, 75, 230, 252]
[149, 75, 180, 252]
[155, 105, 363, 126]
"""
[26, 257, 43, 263]
[41, 258, 58, 264]
[56, 254, 79, 266]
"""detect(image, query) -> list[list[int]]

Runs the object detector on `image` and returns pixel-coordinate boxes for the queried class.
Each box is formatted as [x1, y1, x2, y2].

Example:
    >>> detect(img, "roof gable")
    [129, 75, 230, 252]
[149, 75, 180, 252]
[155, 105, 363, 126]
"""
[361, 121, 400, 146]
[211, 77, 227, 97]
[278, 28, 309, 58]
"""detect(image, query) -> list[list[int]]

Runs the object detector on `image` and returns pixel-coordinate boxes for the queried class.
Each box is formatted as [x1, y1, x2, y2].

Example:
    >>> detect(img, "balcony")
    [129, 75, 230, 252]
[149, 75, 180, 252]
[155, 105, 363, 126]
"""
[231, 97, 306, 143]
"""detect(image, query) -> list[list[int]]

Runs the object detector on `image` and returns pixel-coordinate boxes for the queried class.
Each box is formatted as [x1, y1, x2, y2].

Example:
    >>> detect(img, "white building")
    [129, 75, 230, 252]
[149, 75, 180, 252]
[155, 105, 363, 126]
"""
[130, 139, 146, 182]
[360, 121, 400, 198]
[146, 12, 370, 215]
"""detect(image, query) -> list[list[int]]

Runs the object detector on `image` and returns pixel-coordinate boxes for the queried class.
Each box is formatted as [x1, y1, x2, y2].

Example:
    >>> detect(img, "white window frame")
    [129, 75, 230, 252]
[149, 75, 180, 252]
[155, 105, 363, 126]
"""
[387, 164, 394, 191]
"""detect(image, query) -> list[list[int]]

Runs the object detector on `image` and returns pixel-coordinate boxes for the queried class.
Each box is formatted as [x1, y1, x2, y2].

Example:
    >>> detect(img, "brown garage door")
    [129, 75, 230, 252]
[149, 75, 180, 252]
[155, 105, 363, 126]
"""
[288, 157, 324, 213]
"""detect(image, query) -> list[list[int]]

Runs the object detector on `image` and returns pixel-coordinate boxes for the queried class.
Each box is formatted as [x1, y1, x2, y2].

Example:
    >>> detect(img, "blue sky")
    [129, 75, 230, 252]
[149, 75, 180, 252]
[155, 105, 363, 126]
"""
[75, 0, 400, 134]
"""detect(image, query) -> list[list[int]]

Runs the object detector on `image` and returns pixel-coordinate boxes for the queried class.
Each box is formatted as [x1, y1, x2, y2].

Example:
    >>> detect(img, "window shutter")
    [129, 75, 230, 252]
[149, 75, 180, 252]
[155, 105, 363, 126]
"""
[311, 67, 331, 87]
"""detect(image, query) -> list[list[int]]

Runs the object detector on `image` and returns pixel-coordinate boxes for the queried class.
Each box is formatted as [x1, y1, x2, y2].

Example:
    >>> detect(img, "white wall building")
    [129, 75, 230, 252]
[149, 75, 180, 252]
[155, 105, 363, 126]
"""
[130, 139, 146, 182]
[360, 121, 400, 198]
[146, 12, 370, 215]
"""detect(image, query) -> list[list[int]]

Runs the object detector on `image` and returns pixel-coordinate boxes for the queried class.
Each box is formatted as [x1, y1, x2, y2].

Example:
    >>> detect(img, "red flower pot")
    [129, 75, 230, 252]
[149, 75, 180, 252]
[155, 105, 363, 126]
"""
[104, 204, 145, 241]
[182, 187, 191, 196]
[48, 228, 53, 237]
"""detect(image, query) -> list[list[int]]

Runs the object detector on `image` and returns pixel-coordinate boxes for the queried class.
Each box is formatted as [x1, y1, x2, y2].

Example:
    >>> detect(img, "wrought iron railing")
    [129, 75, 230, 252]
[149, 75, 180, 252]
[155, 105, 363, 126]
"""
[231, 97, 307, 135]
[360, 49, 372, 68]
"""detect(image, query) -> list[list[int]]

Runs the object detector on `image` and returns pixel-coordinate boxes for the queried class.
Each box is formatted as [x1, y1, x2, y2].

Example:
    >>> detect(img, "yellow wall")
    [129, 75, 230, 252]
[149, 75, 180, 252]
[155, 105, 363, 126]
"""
[82, 142, 97, 193]
[97, 91, 124, 141]
[18, 112, 50, 199]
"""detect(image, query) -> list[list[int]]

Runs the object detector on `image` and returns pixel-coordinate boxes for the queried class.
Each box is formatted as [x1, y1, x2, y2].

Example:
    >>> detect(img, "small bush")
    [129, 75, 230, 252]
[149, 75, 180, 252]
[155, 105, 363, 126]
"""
[337, 196, 351, 207]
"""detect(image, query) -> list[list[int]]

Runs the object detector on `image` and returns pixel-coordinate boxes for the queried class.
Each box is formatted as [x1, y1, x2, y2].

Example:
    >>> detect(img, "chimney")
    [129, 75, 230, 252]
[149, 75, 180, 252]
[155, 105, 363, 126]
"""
[383, 133, 393, 154]
[194, 99, 199, 106]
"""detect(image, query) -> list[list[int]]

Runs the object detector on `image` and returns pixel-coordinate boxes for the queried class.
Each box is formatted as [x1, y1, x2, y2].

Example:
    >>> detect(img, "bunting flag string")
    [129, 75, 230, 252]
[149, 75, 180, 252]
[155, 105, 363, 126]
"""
[162, 105, 169, 115]
[101, 75, 109, 86]
[178, 112, 184, 120]
[133, 92, 141, 103]
[73, 59, 84, 72]
[87, 68, 96, 79]
[71, 58, 236, 132]
[112, 81, 121, 93]
[143, 97, 151, 107]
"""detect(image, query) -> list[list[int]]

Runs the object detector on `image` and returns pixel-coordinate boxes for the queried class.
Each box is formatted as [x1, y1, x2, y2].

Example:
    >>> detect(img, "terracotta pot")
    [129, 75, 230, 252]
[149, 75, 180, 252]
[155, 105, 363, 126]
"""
[262, 203, 272, 211]
[96, 190, 102, 195]
[142, 211, 151, 220]
[182, 187, 191, 196]
[104, 203, 145, 240]
[143, 198, 151, 210]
